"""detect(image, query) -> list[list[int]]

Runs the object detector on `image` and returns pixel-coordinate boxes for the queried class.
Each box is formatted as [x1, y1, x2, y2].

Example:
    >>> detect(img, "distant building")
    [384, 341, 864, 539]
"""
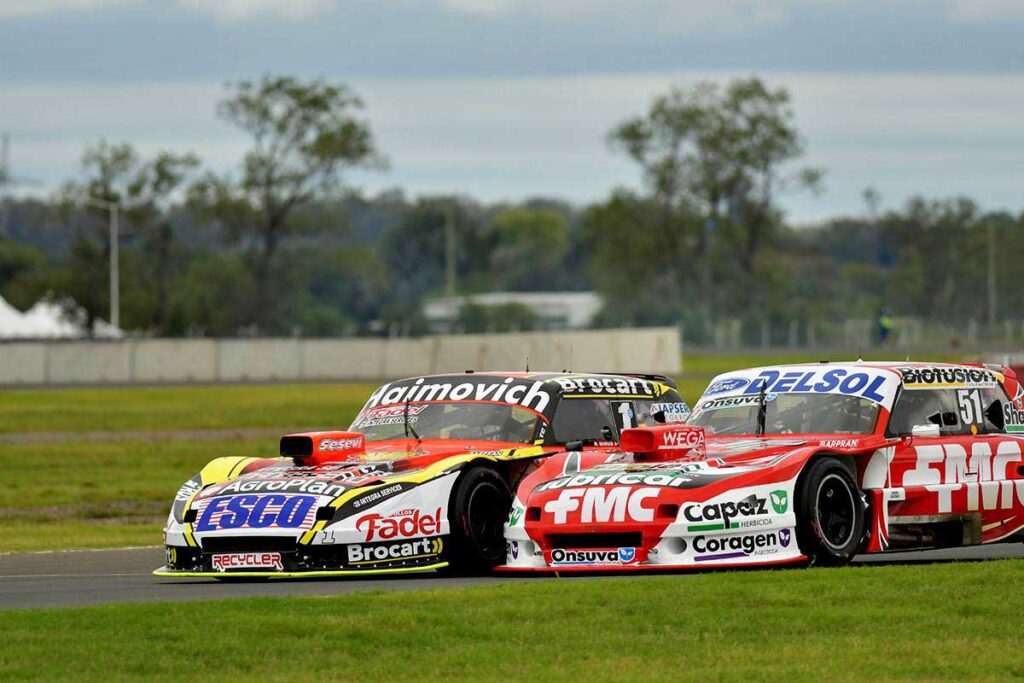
[424, 291, 602, 332]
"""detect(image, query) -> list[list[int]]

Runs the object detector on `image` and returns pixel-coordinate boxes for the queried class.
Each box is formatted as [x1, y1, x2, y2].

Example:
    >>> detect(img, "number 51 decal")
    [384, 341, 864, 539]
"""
[957, 389, 984, 425]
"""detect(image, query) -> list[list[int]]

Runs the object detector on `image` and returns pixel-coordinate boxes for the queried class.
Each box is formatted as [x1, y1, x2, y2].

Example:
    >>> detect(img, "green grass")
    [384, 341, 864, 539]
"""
[2, 561, 1023, 681]
[0, 379, 710, 435]
[0, 520, 163, 553]
[0, 383, 376, 434]
[0, 437, 277, 553]
[0, 438, 276, 512]
[673, 377, 705, 405]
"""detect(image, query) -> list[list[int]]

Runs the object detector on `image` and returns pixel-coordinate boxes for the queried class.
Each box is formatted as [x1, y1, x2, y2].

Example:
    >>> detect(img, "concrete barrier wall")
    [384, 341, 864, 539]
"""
[0, 327, 681, 386]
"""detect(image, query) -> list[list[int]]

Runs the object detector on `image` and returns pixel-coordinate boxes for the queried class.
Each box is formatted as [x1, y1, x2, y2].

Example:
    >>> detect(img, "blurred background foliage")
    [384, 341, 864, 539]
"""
[1, 75, 1020, 345]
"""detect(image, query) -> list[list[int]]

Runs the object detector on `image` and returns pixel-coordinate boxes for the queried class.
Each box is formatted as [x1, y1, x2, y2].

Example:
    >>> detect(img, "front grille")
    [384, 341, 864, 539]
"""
[547, 532, 642, 549]
[200, 536, 298, 553]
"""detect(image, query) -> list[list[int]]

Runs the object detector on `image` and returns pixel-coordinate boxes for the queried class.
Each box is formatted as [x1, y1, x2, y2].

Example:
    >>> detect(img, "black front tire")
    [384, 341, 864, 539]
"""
[445, 467, 511, 575]
[795, 457, 865, 566]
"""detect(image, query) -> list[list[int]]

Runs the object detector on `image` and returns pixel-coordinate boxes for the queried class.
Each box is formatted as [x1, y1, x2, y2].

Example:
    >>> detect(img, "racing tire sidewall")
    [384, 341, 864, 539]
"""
[445, 467, 511, 575]
[795, 457, 865, 567]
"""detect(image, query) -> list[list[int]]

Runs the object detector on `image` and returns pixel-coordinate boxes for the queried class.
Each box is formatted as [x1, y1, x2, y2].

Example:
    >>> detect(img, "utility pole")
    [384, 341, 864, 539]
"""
[987, 219, 996, 328]
[80, 196, 122, 330]
[444, 201, 457, 297]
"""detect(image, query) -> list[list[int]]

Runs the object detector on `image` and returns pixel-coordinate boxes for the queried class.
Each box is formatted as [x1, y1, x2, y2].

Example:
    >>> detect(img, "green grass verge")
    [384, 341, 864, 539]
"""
[0, 379, 711, 435]
[0, 383, 376, 434]
[0, 438, 276, 512]
[0, 520, 163, 553]
[0, 438, 275, 553]
[2, 561, 1023, 680]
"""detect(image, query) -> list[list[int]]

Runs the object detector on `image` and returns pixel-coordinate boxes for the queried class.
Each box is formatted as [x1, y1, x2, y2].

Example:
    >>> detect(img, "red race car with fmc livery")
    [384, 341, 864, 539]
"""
[502, 362, 1024, 572]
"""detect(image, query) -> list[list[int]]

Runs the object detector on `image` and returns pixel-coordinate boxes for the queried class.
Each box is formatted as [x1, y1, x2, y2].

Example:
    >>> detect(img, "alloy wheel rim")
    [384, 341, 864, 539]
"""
[815, 473, 856, 550]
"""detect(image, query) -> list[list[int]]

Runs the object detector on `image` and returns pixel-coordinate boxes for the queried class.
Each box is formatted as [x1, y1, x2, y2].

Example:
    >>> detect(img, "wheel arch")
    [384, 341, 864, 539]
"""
[793, 451, 870, 563]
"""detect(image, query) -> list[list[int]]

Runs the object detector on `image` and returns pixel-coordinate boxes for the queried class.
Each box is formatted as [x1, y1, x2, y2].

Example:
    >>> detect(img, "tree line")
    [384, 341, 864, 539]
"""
[0, 75, 1021, 342]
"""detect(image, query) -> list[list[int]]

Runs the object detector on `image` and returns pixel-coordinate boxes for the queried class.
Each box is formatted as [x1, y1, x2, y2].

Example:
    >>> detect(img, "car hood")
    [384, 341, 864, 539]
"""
[519, 433, 890, 531]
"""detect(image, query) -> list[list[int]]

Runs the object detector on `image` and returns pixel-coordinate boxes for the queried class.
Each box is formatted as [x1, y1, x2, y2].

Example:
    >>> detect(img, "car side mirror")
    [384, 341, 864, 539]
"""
[652, 410, 666, 424]
[911, 424, 941, 438]
[601, 425, 614, 441]
[986, 399, 1005, 430]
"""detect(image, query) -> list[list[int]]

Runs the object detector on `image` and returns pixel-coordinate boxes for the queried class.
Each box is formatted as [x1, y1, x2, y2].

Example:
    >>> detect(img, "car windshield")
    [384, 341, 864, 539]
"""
[688, 393, 879, 435]
[350, 402, 542, 443]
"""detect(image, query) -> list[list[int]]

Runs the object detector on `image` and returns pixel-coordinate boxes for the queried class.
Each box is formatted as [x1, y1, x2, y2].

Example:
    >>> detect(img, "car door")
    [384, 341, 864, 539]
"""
[889, 382, 1023, 527]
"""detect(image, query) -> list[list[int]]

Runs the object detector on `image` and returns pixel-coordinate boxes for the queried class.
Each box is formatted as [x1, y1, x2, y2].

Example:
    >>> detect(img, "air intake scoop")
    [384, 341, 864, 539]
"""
[280, 431, 366, 464]
[620, 424, 706, 462]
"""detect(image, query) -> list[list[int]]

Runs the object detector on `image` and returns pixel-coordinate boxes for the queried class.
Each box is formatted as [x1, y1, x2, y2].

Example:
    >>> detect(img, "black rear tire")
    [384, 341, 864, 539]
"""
[796, 457, 865, 566]
[445, 467, 511, 575]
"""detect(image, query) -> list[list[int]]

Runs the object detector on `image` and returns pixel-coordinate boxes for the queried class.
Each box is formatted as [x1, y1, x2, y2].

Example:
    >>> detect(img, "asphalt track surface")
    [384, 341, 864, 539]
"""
[2, 543, 1022, 612]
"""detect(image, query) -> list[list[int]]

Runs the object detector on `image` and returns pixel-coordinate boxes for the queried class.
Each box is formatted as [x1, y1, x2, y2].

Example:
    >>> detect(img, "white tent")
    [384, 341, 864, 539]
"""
[0, 294, 123, 339]
[0, 294, 30, 338]
[20, 300, 82, 338]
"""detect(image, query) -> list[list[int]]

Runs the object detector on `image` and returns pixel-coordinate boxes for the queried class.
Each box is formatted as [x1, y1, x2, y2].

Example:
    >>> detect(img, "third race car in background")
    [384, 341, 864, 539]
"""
[503, 361, 1024, 572]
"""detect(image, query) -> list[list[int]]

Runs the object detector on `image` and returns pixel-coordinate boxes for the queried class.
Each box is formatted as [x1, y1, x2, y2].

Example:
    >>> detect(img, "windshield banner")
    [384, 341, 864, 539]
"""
[698, 366, 901, 411]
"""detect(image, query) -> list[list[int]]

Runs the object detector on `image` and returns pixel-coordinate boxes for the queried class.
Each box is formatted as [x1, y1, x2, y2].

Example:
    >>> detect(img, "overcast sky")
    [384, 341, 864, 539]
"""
[2, 0, 1023, 222]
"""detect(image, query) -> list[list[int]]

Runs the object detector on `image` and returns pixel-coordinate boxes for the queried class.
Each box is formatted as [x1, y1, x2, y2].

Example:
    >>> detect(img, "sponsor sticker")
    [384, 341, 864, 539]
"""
[205, 462, 393, 499]
[346, 537, 444, 566]
[174, 479, 201, 503]
[659, 426, 705, 449]
[650, 402, 692, 422]
[508, 505, 525, 527]
[741, 368, 891, 403]
[704, 377, 751, 396]
[360, 378, 553, 415]
[356, 507, 443, 541]
[554, 377, 658, 397]
[820, 439, 860, 449]
[211, 552, 284, 572]
[350, 484, 406, 511]
[692, 531, 788, 562]
[536, 470, 692, 492]
[681, 491, 785, 532]
[543, 487, 659, 524]
[1003, 402, 1024, 433]
[899, 366, 998, 390]
[550, 547, 639, 566]
[194, 494, 318, 532]
[354, 404, 427, 429]
[898, 440, 1024, 513]
[319, 436, 363, 452]
[696, 394, 777, 413]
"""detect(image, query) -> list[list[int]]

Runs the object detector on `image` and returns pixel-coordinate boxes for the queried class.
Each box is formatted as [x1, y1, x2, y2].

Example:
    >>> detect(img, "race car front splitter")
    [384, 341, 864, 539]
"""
[156, 534, 450, 578]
